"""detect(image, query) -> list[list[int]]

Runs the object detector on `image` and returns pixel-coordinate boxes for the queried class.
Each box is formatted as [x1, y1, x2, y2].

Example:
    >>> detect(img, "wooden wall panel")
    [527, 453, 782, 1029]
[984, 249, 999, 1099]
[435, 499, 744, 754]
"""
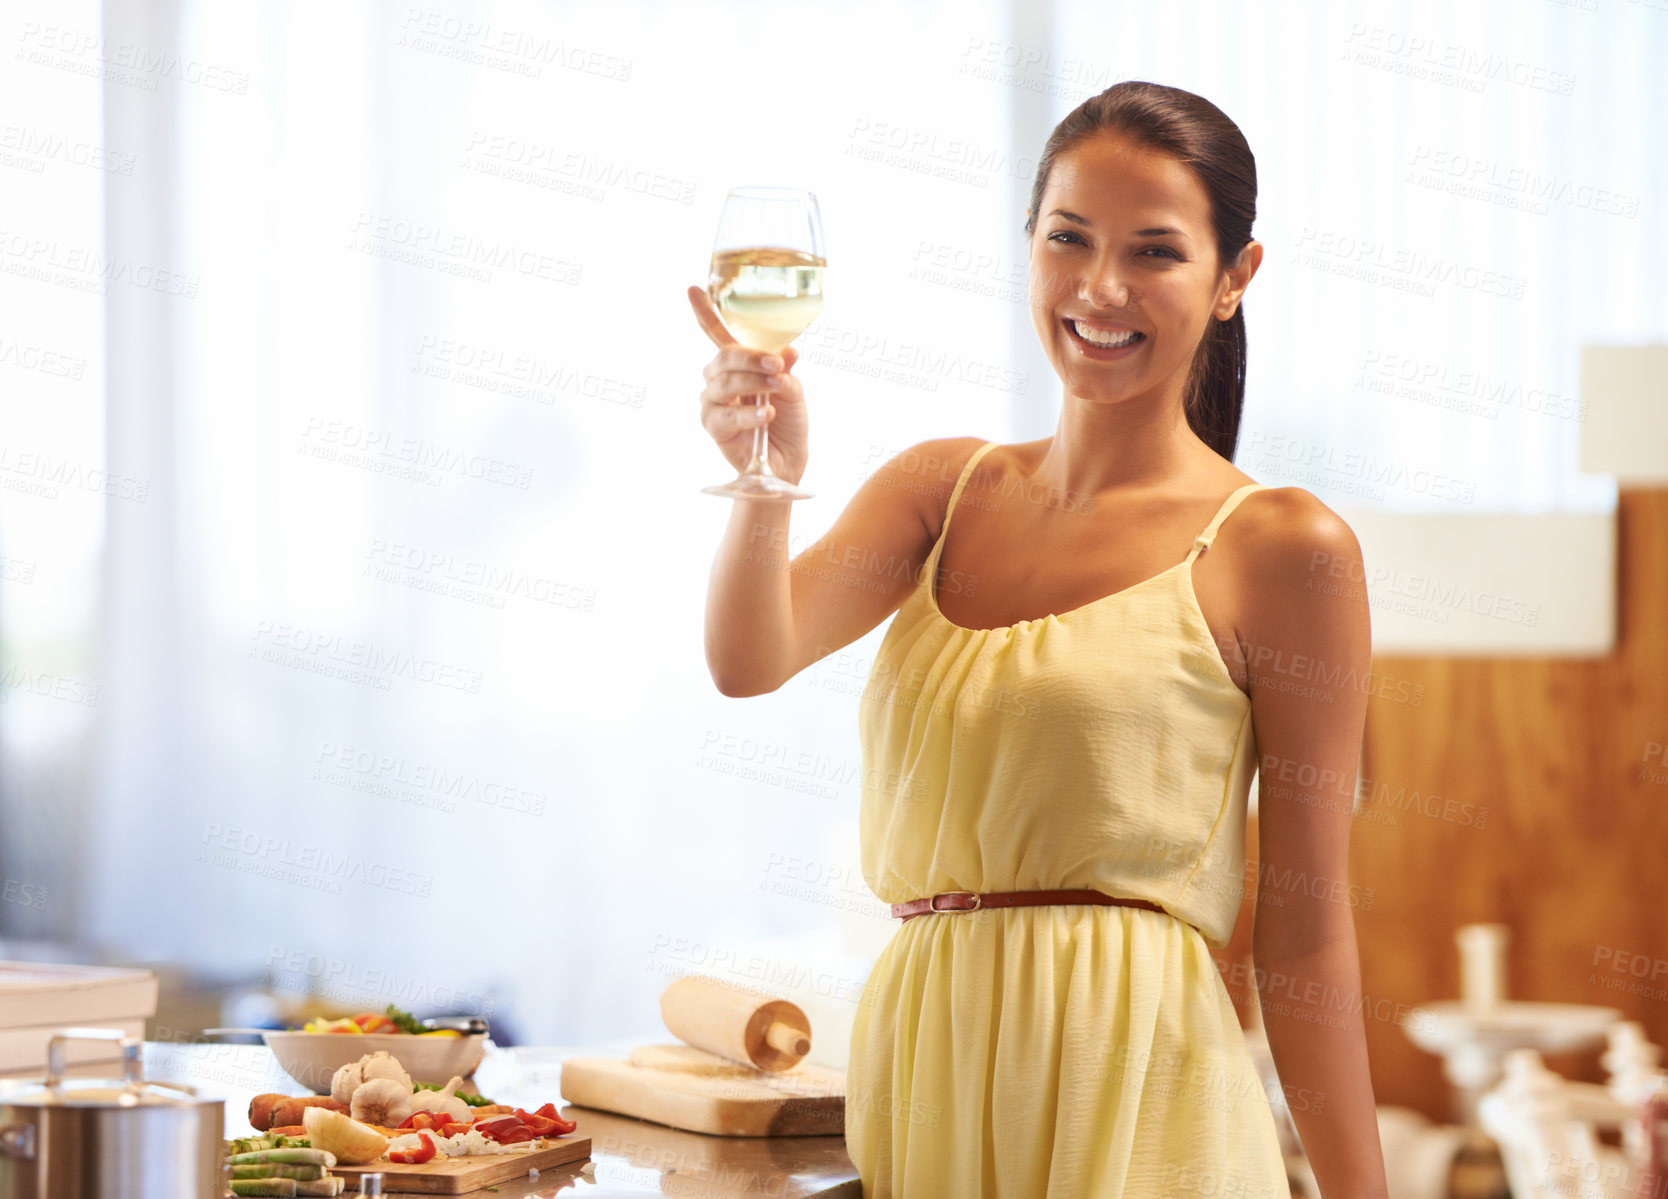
[1353, 487, 1666, 1120]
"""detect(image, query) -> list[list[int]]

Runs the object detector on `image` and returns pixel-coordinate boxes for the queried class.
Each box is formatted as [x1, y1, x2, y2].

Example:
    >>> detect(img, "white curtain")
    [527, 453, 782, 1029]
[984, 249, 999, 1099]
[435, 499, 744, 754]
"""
[0, 0, 1660, 1059]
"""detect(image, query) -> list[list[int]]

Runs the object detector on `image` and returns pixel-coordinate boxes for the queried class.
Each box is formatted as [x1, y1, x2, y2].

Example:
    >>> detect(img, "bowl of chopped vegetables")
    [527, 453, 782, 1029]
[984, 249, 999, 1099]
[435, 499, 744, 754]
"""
[262, 1006, 488, 1094]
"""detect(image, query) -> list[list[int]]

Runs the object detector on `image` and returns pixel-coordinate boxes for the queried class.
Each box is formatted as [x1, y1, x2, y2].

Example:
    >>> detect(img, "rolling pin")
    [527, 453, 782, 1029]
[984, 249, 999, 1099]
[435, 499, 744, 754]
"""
[658, 974, 813, 1073]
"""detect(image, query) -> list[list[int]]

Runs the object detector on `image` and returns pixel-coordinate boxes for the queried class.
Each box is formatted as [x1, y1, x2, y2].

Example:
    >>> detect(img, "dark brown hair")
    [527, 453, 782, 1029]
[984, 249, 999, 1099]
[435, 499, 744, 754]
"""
[1024, 80, 1257, 462]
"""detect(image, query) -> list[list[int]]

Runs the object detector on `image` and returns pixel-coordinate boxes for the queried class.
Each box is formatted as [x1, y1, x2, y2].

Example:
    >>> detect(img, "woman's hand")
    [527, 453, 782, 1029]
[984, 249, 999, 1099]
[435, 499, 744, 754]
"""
[689, 285, 809, 486]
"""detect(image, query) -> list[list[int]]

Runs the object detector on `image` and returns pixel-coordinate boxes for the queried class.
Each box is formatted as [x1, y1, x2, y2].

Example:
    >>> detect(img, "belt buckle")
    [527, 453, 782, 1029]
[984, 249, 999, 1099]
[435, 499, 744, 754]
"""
[929, 891, 981, 913]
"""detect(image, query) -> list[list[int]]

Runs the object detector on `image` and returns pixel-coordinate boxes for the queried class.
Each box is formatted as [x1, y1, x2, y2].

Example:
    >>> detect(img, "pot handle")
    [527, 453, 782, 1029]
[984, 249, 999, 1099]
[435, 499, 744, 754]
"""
[45, 1027, 144, 1089]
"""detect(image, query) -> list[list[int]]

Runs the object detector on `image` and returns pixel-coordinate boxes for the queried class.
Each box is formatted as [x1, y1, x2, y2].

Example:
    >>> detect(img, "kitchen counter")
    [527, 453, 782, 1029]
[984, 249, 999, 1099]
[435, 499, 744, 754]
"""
[142, 1038, 861, 1198]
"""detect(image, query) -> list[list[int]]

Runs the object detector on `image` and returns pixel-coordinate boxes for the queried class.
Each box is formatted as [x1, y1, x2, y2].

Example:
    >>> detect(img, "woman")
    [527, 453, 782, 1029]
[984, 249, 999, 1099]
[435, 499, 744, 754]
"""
[693, 81, 1388, 1199]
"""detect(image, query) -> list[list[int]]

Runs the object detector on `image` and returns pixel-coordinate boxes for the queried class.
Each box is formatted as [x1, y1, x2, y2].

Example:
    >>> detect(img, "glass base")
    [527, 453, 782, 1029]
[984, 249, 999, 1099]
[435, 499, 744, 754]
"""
[702, 471, 813, 501]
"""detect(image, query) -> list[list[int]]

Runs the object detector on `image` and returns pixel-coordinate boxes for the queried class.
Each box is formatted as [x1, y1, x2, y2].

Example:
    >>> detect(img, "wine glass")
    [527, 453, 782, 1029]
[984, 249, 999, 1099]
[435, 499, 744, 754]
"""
[701, 186, 826, 501]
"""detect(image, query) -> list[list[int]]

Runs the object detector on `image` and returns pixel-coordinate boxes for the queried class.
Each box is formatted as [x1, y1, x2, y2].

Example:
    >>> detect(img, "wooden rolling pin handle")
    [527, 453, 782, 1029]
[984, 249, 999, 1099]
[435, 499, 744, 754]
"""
[765, 1021, 810, 1058]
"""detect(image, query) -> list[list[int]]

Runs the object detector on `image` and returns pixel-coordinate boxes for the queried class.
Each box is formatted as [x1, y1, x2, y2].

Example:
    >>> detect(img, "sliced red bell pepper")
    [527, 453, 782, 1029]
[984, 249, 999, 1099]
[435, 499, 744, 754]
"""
[532, 1102, 578, 1134]
[511, 1110, 557, 1136]
[511, 1108, 574, 1137]
[388, 1130, 436, 1164]
[472, 1114, 536, 1144]
[471, 1115, 521, 1137]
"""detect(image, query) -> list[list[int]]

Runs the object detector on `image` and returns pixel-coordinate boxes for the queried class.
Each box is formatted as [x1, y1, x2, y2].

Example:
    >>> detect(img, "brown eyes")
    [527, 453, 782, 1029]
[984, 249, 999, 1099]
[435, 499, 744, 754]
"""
[1044, 231, 1181, 259]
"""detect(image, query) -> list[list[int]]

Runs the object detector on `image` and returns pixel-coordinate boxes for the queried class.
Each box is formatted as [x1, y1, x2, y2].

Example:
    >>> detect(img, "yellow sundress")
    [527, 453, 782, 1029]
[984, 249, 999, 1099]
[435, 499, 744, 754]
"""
[846, 439, 1291, 1198]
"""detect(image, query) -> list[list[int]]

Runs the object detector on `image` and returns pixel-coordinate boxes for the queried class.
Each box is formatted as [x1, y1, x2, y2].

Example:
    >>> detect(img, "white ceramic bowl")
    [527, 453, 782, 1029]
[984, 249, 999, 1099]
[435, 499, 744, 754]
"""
[263, 1032, 487, 1095]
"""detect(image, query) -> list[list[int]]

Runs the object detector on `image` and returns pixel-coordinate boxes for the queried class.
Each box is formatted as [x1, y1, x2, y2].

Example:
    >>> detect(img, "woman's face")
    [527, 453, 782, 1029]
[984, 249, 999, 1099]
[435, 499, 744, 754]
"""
[1027, 130, 1249, 409]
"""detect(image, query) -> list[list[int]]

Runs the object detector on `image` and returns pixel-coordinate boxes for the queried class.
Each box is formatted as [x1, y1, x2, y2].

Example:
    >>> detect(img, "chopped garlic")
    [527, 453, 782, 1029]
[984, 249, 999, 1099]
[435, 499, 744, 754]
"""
[385, 1129, 539, 1157]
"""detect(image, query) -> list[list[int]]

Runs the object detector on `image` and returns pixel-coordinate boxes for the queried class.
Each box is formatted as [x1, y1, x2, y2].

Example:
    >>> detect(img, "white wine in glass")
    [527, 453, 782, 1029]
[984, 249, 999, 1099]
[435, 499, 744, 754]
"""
[702, 187, 826, 501]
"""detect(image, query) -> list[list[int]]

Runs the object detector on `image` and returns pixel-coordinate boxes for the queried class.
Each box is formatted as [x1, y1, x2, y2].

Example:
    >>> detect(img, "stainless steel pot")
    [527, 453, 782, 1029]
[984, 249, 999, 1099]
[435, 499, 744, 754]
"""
[0, 1028, 223, 1199]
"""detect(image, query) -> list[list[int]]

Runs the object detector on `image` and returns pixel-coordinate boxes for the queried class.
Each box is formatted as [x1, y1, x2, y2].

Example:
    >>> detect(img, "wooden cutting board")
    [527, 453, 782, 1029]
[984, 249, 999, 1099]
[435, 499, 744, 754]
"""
[559, 1043, 844, 1137]
[330, 1135, 590, 1194]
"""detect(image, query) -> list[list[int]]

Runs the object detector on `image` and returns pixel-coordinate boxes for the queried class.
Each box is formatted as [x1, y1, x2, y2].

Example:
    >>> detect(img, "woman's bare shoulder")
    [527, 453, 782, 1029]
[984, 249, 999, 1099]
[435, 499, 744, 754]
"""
[1228, 483, 1366, 614]
[871, 435, 1000, 534]
[1234, 483, 1357, 550]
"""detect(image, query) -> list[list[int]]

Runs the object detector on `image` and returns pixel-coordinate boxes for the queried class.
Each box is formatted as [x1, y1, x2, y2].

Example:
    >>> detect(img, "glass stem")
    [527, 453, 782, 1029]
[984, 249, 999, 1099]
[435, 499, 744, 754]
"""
[746, 393, 777, 479]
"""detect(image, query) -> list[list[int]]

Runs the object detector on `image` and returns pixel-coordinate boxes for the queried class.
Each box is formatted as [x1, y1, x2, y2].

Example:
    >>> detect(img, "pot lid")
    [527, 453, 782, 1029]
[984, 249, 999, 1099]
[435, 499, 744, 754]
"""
[0, 1078, 213, 1109]
[0, 1027, 219, 1109]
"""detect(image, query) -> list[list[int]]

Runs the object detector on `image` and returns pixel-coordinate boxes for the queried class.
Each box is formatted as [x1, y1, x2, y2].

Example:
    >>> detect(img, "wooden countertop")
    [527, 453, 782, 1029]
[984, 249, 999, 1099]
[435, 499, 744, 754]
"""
[142, 1038, 861, 1198]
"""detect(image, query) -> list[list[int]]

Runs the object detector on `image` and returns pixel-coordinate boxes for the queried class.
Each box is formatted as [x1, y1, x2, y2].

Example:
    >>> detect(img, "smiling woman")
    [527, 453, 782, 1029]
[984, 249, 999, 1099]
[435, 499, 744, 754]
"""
[835, 85, 1310, 1197]
[692, 79, 1389, 1199]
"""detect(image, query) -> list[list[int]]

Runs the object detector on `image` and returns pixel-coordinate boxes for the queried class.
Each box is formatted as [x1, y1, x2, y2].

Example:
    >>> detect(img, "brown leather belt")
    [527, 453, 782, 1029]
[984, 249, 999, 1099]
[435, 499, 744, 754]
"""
[890, 888, 1171, 922]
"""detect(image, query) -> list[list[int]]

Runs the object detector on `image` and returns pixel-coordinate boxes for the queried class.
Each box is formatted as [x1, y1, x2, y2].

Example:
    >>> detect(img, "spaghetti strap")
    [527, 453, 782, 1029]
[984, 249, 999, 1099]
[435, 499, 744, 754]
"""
[931, 440, 1000, 561]
[1183, 482, 1267, 564]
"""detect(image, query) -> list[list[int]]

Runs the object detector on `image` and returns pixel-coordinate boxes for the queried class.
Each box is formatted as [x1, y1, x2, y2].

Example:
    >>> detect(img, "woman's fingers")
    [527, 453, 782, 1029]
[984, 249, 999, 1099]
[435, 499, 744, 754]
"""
[687, 285, 736, 349]
[692, 284, 799, 466]
[702, 342, 785, 383]
[702, 368, 788, 401]
[699, 363, 794, 419]
[701, 398, 772, 443]
[692, 286, 798, 379]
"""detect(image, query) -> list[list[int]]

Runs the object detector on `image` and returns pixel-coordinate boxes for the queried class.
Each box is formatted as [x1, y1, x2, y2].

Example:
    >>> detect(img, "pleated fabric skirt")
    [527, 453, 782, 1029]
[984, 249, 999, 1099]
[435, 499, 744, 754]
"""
[845, 904, 1292, 1199]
